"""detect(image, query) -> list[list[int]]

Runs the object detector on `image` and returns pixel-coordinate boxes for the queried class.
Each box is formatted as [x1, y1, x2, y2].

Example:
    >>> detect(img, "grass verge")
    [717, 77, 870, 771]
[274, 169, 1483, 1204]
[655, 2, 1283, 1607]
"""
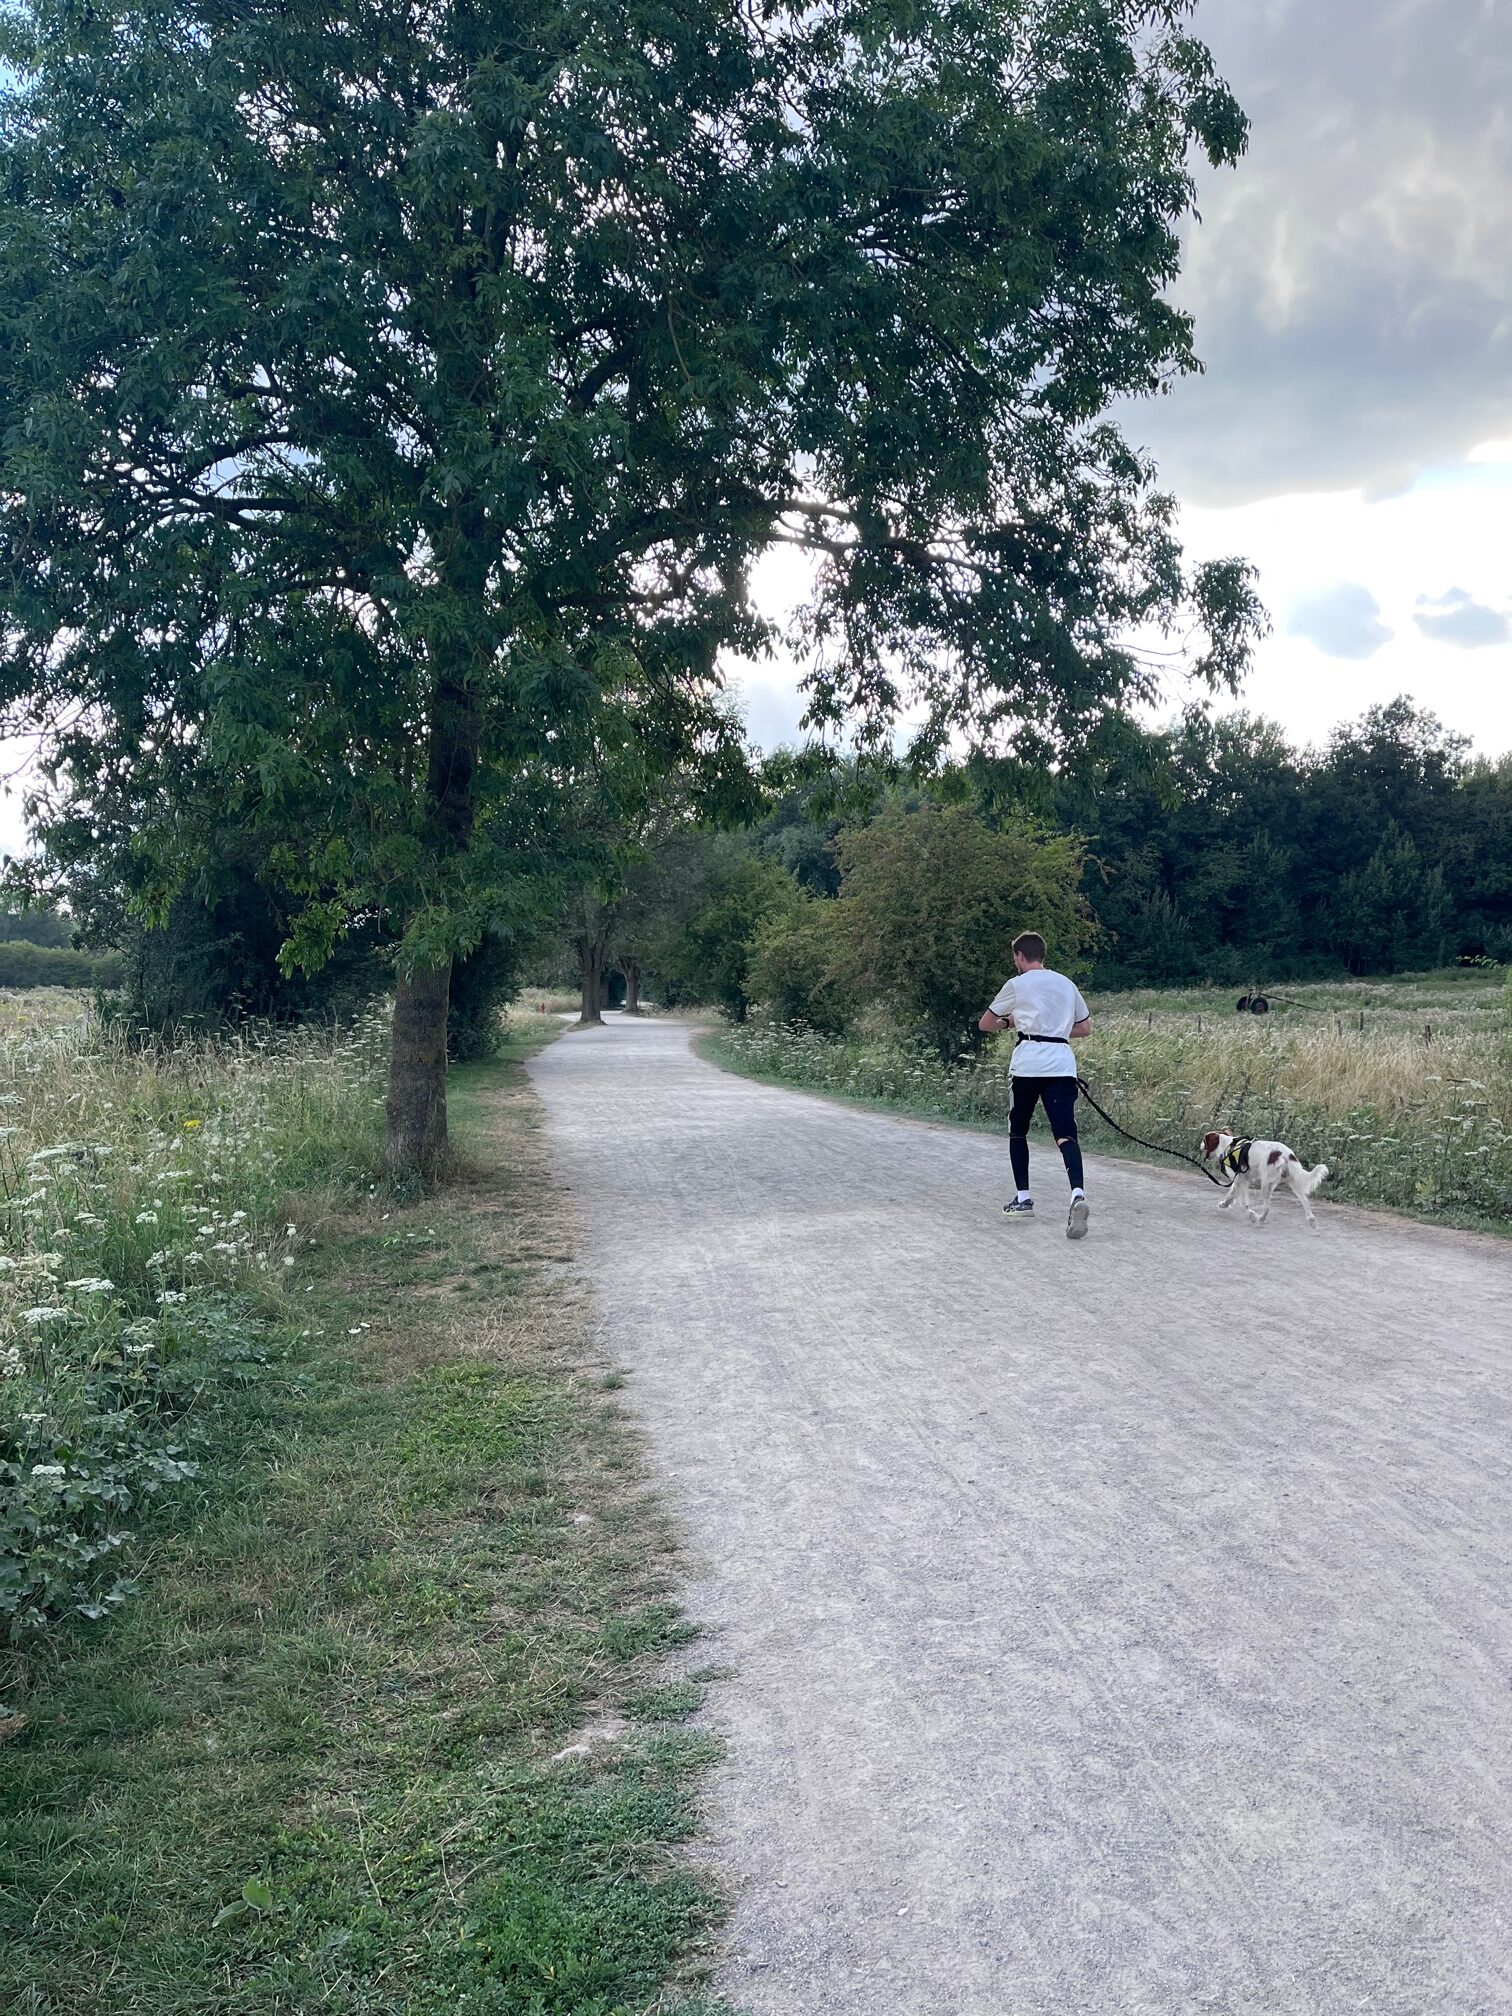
[1, 1021, 726, 2015]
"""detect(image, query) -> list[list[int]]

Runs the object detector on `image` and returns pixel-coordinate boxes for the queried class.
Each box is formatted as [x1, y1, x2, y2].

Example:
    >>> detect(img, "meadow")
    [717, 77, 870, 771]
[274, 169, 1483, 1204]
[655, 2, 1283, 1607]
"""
[0, 1001, 724, 2014]
[710, 968, 1512, 1229]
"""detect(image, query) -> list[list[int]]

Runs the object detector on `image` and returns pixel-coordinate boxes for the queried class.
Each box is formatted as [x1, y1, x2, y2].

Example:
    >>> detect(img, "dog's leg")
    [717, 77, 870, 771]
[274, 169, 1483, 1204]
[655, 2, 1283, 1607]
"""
[1288, 1160, 1319, 1228]
[1218, 1180, 1238, 1210]
[1247, 1172, 1272, 1223]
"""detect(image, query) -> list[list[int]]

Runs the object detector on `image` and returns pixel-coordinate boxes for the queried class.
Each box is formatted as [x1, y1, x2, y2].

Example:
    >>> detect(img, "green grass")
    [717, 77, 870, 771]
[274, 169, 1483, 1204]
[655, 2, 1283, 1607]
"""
[1, 1019, 727, 2014]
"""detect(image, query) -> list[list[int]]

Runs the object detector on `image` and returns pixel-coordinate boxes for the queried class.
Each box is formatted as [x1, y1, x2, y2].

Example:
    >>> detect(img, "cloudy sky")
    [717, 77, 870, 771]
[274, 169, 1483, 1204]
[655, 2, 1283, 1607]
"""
[736, 0, 1512, 766]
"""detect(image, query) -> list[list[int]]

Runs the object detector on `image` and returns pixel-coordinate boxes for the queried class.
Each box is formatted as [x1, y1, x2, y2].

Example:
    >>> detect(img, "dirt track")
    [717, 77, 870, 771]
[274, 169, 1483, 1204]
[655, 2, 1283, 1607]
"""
[528, 1015, 1512, 2016]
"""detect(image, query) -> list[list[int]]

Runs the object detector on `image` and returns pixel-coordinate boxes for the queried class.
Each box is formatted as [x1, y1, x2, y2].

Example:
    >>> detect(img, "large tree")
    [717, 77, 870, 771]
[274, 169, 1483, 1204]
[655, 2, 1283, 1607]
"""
[0, 0, 1260, 1170]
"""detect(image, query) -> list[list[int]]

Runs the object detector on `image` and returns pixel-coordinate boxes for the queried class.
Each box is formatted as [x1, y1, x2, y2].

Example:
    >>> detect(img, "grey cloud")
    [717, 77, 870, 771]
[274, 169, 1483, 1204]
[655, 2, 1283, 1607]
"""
[1412, 587, 1511, 648]
[1115, 0, 1512, 505]
[1286, 582, 1393, 659]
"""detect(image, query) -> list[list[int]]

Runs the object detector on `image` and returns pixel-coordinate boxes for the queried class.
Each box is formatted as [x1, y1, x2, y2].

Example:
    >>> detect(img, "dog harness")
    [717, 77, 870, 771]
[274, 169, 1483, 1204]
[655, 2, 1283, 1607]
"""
[1220, 1137, 1253, 1178]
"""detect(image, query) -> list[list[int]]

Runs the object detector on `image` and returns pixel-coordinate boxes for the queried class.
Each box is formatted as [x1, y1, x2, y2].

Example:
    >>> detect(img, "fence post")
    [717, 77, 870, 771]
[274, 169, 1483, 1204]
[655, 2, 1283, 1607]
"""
[1423, 1022, 1432, 1046]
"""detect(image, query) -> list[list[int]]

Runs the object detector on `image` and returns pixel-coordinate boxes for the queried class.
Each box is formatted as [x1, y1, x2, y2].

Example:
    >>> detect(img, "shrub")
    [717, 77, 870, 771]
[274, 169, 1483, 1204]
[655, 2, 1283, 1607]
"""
[0, 941, 123, 989]
[447, 934, 523, 1062]
[823, 806, 1095, 1059]
[748, 900, 851, 1035]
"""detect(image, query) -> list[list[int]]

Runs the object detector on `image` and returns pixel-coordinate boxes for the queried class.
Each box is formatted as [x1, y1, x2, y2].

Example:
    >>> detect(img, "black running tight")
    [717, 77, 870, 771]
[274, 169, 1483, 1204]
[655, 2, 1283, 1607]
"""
[1008, 1076, 1084, 1193]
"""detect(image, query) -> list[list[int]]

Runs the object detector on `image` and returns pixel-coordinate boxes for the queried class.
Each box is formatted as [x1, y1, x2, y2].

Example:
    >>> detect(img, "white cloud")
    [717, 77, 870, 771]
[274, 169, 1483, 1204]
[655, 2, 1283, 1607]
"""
[1168, 461, 1512, 754]
[1412, 587, 1511, 649]
[1285, 582, 1393, 660]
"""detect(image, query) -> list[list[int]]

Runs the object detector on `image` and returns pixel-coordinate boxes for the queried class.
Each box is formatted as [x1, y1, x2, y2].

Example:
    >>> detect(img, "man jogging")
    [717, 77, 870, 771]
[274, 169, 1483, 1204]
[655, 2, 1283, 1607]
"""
[978, 932, 1092, 1240]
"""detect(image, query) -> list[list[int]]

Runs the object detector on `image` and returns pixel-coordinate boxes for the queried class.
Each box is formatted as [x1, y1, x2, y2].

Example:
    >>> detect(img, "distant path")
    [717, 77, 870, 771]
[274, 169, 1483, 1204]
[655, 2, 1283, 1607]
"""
[528, 1016, 1512, 2016]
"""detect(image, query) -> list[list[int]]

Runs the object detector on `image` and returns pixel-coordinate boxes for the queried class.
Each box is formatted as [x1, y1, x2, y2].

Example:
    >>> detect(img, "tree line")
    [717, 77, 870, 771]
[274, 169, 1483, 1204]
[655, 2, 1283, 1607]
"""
[5, 692, 1506, 1059]
[538, 695, 1511, 1061]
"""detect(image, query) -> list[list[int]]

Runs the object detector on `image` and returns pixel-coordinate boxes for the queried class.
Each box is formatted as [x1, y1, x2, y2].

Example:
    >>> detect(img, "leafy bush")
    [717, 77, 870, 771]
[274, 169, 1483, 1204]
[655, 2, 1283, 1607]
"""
[748, 899, 851, 1035]
[661, 854, 801, 1021]
[823, 807, 1094, 1058]
[447, 933, 523, 1062]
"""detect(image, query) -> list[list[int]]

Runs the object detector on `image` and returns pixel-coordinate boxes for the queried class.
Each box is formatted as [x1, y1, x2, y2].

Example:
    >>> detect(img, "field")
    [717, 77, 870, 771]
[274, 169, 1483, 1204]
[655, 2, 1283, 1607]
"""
[0, 1004, 724, 2014]
[710, 968, 1512, 1229]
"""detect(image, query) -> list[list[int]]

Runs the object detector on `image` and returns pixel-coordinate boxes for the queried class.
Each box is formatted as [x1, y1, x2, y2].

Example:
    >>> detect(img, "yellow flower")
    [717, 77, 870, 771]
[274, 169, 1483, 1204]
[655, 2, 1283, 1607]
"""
[182, 1119, 202, 1130]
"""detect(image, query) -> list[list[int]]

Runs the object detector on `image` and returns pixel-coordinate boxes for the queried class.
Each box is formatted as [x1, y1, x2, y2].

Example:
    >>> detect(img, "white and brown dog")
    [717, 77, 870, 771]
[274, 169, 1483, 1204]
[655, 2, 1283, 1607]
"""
[1200, 1130, 1330, 1229]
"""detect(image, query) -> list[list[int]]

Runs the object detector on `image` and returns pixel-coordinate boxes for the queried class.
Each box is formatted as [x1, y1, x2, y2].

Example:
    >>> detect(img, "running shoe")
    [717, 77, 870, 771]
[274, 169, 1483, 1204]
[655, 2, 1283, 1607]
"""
[1002, 1198, 1035, 1220]
[1066, 1196, 1089, 1241]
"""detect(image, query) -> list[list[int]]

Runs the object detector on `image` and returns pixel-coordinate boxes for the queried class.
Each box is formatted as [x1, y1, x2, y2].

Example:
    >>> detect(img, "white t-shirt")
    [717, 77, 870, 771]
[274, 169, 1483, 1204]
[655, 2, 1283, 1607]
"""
[988, 968, 1089, 1078]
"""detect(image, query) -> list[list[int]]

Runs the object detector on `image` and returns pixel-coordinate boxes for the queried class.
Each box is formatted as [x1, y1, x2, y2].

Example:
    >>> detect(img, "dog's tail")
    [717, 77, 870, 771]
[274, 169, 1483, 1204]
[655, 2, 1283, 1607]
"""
[1291, 1158, 1330, 1197]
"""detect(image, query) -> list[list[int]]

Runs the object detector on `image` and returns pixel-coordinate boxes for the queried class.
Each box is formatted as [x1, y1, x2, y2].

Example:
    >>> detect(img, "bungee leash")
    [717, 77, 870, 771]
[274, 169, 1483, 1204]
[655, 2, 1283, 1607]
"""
[1072, 1077, 1227, 1186]
[1011, 1031, 1226, 1186]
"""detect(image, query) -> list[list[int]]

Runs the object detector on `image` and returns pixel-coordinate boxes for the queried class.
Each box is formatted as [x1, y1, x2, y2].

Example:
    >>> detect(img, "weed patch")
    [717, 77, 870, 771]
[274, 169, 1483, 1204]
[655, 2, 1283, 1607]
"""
[0, 1024, 727, 2013]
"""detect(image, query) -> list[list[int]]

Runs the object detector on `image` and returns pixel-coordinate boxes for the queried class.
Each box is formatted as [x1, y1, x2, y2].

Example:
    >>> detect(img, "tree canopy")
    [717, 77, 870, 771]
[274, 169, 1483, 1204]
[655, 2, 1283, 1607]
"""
[0, 0, 1260, 1166]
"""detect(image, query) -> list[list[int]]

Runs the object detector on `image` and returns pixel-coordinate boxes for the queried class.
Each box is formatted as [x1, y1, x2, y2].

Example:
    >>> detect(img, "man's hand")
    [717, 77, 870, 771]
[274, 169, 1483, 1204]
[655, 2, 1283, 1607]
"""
[979, 1010, 1010, 1034]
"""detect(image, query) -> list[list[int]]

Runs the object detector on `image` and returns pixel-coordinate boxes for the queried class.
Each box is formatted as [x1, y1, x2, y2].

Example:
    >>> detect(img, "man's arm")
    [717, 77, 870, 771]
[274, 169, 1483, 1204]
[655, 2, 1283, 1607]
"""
[1070, 1015, 1092, 1038]
[981, 977, 1016, 1034]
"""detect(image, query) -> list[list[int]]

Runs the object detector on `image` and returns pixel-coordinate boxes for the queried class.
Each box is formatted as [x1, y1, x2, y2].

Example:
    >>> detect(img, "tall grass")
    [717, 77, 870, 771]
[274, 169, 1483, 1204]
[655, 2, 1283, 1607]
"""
[1, 1007, 386, 1654]
[714, 973, 1512, 1226]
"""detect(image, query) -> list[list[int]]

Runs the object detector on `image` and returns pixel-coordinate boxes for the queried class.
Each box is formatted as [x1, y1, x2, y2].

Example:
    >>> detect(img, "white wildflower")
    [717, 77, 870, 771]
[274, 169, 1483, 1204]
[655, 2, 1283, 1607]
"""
[30, 1462, 65, 1478]
[65, 1277, 115, 1294]
[156, 1291, 187, 1305]
[134, 1211, 159, 1225]
[21, 1306, 67, 1324]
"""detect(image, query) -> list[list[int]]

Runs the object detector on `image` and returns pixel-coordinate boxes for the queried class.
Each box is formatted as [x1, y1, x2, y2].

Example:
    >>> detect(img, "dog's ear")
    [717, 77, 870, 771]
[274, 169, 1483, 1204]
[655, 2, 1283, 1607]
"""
[1201, 1131, 1220, 1157]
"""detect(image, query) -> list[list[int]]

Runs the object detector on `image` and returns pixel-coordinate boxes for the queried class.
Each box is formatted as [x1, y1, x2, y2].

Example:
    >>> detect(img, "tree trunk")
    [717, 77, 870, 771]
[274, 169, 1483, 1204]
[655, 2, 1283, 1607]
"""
[383, 542, 484, 1171]
[386, 959, 452, 1175]
[577, 939, 605, 1025]
[622, 960, 643, 1014]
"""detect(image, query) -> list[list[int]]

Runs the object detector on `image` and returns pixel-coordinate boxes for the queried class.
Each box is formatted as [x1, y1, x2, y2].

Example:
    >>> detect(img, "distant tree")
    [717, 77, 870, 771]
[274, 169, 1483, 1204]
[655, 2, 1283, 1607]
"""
[0, 0, 1259, 1170]
[823, 806, 1093, 1058]
[0, 911, 70, 948]
[552, 691, 755, 1026]
[1449, 755, 1512, 960]
[662, 849, 802, 1023]
[1325, 826, 1451, 976]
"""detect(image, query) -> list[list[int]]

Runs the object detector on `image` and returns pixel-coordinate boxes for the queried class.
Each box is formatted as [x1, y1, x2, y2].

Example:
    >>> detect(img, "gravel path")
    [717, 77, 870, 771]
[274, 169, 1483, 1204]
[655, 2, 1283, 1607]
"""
[527, 1015, 1512, 2016]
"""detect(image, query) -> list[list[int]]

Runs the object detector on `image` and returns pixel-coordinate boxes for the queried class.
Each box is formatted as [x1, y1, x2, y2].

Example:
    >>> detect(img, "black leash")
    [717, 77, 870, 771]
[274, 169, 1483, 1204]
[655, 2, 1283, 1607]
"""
[1011, 1032, 1225, 1185]
[1074, 1077, 1226, 1185]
